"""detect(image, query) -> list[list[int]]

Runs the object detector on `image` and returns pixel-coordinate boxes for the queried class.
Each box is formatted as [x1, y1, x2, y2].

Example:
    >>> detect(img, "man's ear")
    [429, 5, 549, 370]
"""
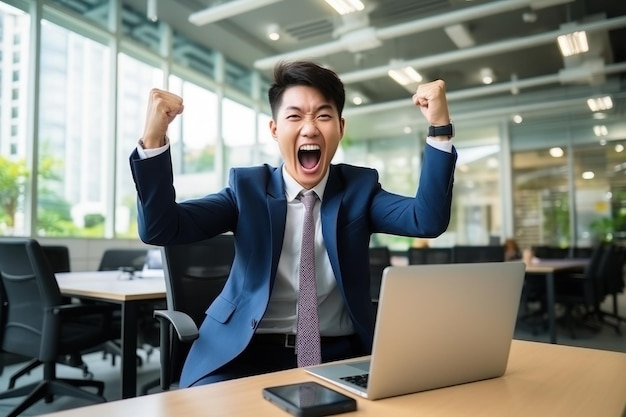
[269, 119, 278, 141]
[339, 117, 345, 138]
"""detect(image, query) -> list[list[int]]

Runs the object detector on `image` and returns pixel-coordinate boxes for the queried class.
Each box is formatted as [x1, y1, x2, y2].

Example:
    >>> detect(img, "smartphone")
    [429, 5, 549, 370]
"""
[262, 381, 357, 417]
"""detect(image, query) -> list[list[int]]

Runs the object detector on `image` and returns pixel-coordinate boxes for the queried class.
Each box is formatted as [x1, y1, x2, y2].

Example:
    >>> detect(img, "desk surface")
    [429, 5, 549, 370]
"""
[56, 271, 166, 302]
[40, 340, 626, 417]
[524, 258, 588, 274]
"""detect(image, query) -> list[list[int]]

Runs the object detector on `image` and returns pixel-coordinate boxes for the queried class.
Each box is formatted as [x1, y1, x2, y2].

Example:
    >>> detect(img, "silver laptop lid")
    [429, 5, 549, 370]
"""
[366, 261, 525, 399]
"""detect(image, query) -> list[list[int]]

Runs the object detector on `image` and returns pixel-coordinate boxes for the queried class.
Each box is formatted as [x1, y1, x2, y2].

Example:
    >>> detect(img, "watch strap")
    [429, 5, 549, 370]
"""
[428, 123, 454, 138]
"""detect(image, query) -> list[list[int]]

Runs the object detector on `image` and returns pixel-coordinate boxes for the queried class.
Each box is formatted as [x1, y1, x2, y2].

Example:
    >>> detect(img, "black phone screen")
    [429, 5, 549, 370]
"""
[263, 381, 357, 417]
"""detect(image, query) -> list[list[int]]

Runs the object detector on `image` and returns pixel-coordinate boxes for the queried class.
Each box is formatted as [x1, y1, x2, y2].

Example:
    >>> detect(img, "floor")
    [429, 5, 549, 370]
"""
[0, 293, 624, 416]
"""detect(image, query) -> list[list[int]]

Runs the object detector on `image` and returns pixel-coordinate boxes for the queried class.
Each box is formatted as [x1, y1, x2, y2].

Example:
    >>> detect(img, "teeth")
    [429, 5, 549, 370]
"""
[299, 144, 320, 151]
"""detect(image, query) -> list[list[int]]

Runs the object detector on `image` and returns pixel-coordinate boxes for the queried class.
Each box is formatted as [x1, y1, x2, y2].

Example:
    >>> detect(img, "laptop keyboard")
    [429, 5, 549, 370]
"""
[341, 373, 369, 389]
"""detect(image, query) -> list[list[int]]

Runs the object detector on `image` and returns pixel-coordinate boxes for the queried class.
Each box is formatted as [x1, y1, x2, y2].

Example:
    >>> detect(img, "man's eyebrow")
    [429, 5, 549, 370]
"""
[283, 104, 335, 112]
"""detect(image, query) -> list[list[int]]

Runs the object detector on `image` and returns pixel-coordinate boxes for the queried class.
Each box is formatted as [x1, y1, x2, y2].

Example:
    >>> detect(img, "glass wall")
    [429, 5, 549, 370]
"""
[1, 0, 624, 249]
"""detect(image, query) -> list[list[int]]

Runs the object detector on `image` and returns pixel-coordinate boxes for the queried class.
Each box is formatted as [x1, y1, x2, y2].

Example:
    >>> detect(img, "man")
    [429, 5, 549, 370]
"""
[130, 61, 457, 387]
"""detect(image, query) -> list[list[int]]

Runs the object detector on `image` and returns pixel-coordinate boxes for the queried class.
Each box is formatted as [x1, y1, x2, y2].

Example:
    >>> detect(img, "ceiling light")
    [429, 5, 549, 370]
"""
[549, 147, 564, 158]
[352, 96, 363, 105]
[387, 64, 422, 86]
[592, 112, 607, 120]
[444, 24, 475, 49]
[403, 126, 412, 134]
[512, 114, 523, 124]
[593, 125, 608, 137]
[480, 68, 495, 85]
[615, 144, 624, 153]
[266, 24, 280, 41]
[587, 96, 613, 112]
[581, 171, 594, 180]
[557, 31, 589, 57]
[147, 0, 157, 22]
[324, 0, 365, 15]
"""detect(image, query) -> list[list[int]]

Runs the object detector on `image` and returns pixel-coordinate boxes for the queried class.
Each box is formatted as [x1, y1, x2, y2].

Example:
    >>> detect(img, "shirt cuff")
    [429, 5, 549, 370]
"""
[137, 138, 170, 159]
[426, 137, 453, 153]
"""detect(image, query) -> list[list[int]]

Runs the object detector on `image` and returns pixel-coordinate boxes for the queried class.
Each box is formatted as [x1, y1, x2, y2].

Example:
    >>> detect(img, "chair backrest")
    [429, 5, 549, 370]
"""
[599, 244, 625, 296]
[98, 248, 148, 272]
[41, 245, 71, 273]
[452, 245, 505, 263]
[368, 247, 391, 301]
[161, 234, 236, 382]
[532, 245, 570, 259]
[0, 238, 64, 358]
[407, 247, 453, 265]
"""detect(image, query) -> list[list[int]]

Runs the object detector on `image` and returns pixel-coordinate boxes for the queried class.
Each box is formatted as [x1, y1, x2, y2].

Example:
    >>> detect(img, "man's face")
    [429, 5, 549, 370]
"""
[270, 85, 344, 190]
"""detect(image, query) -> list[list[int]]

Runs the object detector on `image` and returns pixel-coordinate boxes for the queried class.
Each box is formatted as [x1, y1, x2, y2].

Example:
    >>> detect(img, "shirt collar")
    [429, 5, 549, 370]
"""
[282, 165, 330, 203]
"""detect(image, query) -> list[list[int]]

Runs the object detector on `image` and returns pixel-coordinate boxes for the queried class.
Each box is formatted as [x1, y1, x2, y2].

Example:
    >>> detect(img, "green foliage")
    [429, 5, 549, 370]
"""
[0, 156, 29, 227]
[84, 213, 105, 228]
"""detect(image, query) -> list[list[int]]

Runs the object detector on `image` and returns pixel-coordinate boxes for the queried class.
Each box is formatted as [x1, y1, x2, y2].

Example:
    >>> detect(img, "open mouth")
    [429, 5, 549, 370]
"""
[298, 144, 321, 170]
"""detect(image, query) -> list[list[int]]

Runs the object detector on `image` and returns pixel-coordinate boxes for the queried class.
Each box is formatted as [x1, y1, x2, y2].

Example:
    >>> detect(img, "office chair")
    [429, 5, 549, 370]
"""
[407, 247, 453, 265]
[452, 245, 505, 263]
[0, 238, 115, 417]
[368, 246, 391, 306]
[532, 245, 571, 259]
[592, 244, 625, 331]
[98, 248, 148, 273]
[553, 243, 616, 338]
[142, 234, 235, 394]
[4, 245, 93, 391]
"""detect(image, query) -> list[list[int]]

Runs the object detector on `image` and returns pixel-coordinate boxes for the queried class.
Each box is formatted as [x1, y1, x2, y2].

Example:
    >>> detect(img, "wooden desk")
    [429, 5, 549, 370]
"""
[524, 259, 588, 344]
[56, 271, 166, 399]
[39, 340, 626, 417]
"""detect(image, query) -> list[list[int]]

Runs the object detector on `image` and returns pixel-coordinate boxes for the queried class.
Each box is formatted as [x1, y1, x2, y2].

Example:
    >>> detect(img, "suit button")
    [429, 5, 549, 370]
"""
[251, 319, 257, 329]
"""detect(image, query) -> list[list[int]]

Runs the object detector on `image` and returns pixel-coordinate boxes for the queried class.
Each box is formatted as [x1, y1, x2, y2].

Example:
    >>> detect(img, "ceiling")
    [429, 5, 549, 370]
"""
[120, 0, 626, 142]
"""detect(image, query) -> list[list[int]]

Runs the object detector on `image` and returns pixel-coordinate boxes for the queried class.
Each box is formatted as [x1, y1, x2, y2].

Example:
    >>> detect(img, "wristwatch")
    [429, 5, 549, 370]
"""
[428, 123, 454, 138]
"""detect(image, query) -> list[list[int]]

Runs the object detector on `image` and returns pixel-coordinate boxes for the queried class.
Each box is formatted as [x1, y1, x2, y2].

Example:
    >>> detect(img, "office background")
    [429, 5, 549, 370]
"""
[1, 0, 625, 267]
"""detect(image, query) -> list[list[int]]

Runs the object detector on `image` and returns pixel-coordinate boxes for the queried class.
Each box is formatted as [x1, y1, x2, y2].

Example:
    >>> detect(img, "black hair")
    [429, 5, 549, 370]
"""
[268, 61, 345, 118]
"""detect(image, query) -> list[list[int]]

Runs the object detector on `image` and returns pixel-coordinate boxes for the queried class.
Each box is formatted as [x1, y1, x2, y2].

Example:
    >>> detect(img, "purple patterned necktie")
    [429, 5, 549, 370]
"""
[296, 192, 321, 367]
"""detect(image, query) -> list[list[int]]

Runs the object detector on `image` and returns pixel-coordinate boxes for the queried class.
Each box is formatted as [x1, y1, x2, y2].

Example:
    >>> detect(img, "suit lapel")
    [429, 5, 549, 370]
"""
[320, 166, 345, 284]
[266, 166, 287, 284]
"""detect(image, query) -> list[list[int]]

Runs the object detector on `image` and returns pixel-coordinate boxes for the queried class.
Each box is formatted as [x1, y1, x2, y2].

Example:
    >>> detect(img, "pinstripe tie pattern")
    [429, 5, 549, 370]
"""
[296, 192, 321, 367]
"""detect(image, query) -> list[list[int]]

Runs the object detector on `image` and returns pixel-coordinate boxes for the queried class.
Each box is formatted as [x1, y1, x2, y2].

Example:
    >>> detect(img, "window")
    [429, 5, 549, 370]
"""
[36, 20, 111, 237]
[512, 147, 570, 249]
[0, 3, 29, 236]
[115, 53, 163, 237]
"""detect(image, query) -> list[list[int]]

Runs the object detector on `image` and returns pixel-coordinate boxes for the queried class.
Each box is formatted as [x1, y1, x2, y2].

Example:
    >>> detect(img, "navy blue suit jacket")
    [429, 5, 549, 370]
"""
[129, 144, 456, 387]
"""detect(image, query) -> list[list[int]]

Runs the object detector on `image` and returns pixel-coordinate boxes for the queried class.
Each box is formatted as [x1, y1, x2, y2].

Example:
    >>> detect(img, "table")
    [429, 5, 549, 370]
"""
[524, 259, 588, 344]
[56, 271, 166, 399]
[38, 340, 626, 417]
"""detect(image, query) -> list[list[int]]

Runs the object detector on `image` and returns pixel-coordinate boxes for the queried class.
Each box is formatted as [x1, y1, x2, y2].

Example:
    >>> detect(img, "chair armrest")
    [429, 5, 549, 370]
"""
[153, 309, 199, 391]
[153, 310, 199, 343]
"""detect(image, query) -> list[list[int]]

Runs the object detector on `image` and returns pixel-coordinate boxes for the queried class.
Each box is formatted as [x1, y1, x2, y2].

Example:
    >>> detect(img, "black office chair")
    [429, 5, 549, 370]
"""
[142, 234, 236, 394]
[591, 244, 625, 331]
[452, 245, 505, 263]
[98, 249, 148, 273]
[41, 245, 71, 273]
[0, 238, 115, 417]
[407, 247, 453, 265]
[552, 243, 615, 338]
[4, 244, 93, 390]
[368, 246, 391, 306]
[531, 245, 570, 259]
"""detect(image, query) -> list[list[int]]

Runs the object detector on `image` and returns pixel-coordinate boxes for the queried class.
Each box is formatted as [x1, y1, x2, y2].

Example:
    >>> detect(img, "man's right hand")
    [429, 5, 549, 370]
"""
[141, 88, 184, 148]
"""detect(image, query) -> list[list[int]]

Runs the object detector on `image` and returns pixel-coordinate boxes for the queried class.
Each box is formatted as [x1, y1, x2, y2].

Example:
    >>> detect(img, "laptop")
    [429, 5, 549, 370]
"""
[305, 261, 525, 400]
